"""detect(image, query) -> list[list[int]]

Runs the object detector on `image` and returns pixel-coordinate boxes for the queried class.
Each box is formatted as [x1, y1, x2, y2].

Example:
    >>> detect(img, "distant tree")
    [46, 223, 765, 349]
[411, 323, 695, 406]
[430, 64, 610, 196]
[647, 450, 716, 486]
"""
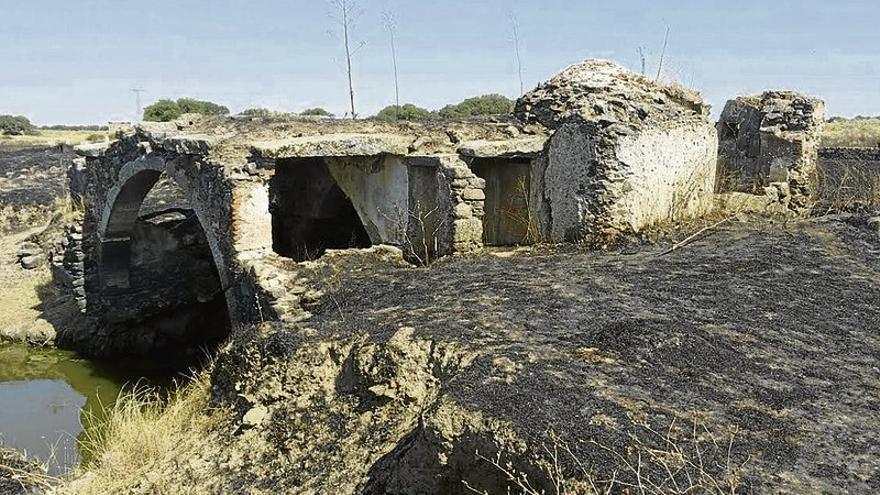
[637, 46, 647, 75]
[301, 107, 334, 117]
[143, 98, 230, 122]
[437, 94, 515, 119]
[240, 108, 274, 117]
[143, 100, 183, 122]
[375, 104, 431, 122]
[40, 124, 107, 131]
[176, 98, 230, 116]
[0, 115, 37, 135]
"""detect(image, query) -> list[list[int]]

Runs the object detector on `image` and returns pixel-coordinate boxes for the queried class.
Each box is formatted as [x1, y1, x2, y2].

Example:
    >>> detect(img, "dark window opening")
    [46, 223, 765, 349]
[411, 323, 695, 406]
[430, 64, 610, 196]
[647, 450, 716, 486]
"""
[270, 157, 372, 261]
[470, 158, 533, 246]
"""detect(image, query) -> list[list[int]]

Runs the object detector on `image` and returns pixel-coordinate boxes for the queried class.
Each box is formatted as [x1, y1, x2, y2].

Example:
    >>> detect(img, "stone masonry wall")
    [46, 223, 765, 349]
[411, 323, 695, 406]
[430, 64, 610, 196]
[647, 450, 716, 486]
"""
[717, 91, 826, 213]
[518, 60, 717, 242]
[436, 155, 485, 255]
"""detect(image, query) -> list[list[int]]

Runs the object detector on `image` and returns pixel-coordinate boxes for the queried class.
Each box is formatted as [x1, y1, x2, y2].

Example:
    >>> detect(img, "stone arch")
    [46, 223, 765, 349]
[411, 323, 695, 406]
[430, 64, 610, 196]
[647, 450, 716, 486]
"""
[97, 155, 236, 329]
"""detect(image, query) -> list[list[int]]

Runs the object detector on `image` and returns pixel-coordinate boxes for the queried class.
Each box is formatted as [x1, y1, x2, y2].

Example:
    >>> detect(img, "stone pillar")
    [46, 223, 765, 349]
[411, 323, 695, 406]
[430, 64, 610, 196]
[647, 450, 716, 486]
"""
[437, 155, 485, 254]
[231, 180, 273, 255]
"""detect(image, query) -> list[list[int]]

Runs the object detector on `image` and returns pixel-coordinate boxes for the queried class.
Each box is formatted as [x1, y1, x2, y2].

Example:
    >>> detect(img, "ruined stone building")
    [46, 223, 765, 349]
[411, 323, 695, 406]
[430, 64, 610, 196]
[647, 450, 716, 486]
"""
[64, 59, 837, 357]
[716, 91, 826, 212]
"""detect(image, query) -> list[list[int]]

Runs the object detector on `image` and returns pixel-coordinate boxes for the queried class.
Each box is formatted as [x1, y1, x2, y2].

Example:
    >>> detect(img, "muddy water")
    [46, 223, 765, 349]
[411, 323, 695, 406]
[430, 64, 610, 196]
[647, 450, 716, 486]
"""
[0, 343, 180, 476]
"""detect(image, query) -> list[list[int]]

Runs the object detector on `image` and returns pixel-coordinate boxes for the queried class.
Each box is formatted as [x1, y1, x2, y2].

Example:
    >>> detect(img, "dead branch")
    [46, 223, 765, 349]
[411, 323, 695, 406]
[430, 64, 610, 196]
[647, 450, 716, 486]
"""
[659, 216, 735, 256]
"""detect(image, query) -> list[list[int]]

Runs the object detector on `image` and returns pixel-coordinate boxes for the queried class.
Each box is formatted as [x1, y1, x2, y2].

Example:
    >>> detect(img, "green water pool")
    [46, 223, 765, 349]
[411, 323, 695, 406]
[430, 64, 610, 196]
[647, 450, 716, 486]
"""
[0, 342, 184, 476]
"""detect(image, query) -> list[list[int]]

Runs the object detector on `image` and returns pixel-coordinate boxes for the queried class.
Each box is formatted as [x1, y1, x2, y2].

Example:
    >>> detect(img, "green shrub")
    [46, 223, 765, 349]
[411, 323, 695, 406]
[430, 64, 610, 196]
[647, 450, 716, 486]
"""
[85, 133, 106, 143]
[143, 98, 230, 122]
[143, 100, 183, 122]
[300, 107, 333, 117]
[437, 94, 514, 119]
[0, 115, 36, 136]
[176, 98, 229, 116]
[240, 108, 273, 117]
[375, 104, 432, 122]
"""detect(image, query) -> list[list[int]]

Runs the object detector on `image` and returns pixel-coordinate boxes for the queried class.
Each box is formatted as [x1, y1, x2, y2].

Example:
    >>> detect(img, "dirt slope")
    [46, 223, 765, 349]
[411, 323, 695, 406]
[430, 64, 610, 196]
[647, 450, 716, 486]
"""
[66, 218, 880, 494]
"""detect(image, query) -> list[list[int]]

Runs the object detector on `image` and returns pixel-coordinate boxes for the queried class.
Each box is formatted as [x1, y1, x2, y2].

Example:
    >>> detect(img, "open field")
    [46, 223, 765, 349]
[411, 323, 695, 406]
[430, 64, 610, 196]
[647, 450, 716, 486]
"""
[822, 118, 880, 147]
[0, 130, 107, 147]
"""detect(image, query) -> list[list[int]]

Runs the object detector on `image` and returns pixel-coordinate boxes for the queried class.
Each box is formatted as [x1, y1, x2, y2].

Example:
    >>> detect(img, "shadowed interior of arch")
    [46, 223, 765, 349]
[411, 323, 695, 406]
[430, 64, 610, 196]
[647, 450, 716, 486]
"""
[270, 157, 372, 261]
[98, 170, 231, 357]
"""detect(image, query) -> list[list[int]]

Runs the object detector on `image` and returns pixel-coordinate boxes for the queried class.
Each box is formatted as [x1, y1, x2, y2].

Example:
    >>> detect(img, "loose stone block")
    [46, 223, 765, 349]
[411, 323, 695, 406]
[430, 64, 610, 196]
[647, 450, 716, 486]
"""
[461, 188, 486, 201]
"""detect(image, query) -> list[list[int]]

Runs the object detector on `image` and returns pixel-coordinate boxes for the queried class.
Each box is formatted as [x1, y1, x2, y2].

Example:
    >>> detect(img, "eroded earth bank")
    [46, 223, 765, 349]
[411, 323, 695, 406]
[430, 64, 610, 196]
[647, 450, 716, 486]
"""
[61, 216, 880, 494]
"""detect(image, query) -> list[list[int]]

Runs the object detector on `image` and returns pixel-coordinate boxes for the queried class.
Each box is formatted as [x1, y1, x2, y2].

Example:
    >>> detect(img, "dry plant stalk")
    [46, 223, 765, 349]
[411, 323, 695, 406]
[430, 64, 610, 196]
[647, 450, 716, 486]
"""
[464, 414, 746, 495]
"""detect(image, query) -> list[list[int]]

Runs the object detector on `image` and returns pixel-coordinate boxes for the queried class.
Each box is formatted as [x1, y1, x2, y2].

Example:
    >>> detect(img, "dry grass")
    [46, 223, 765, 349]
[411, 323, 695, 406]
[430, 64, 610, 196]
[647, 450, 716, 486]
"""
[0, 130, 107, 147]
[0, 193, 82, 235]
[0, 226, 56, 341]
[0, 196, 83, 342]
[59, 372, 227, 495]
[816, 158, 880, 213]
[822, 118, 880, 148]
[465, 415, 746, 495]
[0, 446, 60, 493]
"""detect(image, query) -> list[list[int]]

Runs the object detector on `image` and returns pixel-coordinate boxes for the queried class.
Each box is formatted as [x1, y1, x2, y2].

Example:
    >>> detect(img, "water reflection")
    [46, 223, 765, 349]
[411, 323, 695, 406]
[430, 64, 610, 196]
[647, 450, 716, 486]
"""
[0, 343, 183, 476]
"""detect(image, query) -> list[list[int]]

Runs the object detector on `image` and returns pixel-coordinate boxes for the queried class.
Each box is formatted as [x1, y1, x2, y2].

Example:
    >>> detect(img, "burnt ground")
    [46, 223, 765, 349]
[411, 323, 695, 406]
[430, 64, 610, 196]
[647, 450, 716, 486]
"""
[0, 145, 73, 210]
[300, 217, 880, 493]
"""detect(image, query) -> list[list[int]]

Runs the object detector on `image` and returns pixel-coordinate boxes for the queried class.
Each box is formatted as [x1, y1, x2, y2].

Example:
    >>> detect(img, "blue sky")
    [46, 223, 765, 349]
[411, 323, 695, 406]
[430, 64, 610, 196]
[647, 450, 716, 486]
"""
[2, 0, 878, 125]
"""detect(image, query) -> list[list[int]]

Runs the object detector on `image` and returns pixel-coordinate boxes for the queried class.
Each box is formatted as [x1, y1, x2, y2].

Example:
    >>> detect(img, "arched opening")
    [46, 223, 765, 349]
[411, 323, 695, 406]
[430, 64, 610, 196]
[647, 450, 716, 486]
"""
[98, 167, 231, 357]
[270, 157, 372, 261]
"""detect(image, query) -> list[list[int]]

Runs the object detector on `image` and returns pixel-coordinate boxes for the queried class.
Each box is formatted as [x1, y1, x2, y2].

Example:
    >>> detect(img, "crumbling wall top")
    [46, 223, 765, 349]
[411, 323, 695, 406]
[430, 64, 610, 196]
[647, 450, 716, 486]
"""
[251, 133, 413, 159]
[119, 114, 548, 165]
[515, 59, 710, 130]
[755, 91, 825, 135]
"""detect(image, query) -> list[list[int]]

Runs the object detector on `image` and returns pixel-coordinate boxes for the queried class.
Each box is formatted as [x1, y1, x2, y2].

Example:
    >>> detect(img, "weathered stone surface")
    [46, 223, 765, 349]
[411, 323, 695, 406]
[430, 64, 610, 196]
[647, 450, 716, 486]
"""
[717, 91, 825, 213]
[163, 134, 215, 155]
[452, 218, 482, 244]
[515, 59, 710, 130]
[520, 59, 717, 241]
[19, 254, 43, 270]
[461, 188, 485, 201]
[17, 242, 40, 258]
[453, 203, 473, 219]
[252, 133, 413, 159]
[73, 141, 111, 158]
[456, 137, 547, 158]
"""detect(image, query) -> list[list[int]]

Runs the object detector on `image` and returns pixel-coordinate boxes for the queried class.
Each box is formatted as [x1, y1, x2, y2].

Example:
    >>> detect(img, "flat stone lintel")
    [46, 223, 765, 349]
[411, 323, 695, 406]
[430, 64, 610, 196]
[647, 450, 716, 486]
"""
[456, 137, 548, 159]
[251, 133, 413, 159]
[74, 142, 112, 158]
[163, 134, 216, 155]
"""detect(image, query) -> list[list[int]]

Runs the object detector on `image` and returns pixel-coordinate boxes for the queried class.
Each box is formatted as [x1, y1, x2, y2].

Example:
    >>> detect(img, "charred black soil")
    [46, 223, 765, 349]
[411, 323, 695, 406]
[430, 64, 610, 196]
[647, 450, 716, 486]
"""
[297, 217, 880, 492]
[0, 145, 73, 211]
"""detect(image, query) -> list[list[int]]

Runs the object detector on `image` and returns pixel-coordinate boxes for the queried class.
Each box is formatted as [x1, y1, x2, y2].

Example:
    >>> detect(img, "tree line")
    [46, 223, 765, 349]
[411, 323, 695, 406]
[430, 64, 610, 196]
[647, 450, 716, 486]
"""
[140, 93, 514, 123]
